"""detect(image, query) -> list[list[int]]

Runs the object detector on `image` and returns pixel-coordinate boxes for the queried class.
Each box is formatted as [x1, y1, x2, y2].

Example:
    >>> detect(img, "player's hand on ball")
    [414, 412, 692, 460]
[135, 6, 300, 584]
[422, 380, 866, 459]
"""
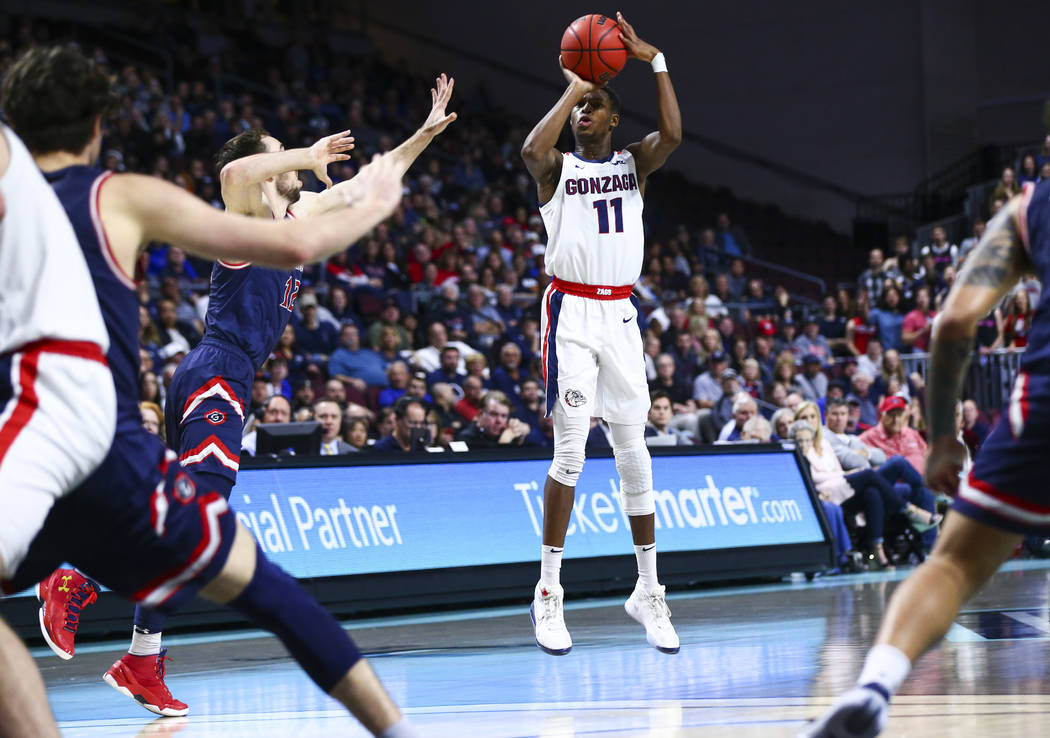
[560, 55, 599, 92]
[356, 153, 403, 213]
[924, 436, 967, 496]
[616, 12, 659, 63]
[421, 73, 457, 138]
[309, 129, 355, 188]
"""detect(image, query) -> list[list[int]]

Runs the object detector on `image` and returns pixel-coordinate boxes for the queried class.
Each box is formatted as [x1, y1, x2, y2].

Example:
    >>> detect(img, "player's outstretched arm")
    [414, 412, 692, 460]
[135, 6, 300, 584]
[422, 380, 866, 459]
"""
[304, 74, 457, 217]
[219, 130, 355, 215]
[521, 59, 598, 203]
[925, 195, 1031, 493]
[618, 12, 682, 185]
[99, 155, 402, 271]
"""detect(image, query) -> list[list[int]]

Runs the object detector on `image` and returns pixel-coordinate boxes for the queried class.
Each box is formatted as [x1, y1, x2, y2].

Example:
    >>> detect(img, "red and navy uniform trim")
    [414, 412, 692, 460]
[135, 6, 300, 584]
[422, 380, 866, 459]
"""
[179, 435, 240, 472]
[954, 471, 1050, 535]
[181, 376, 245, 424]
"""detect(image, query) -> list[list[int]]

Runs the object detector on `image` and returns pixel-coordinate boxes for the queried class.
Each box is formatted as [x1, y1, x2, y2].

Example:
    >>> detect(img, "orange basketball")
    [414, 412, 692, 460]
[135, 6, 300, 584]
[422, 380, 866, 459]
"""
[560, 14, 627, 85]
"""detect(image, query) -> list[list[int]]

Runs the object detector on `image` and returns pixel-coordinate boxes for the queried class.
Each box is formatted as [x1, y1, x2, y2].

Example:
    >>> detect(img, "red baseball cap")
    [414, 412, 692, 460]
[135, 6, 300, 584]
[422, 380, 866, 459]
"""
[878, 395, 908, 414]
[757, 319, 775, 336]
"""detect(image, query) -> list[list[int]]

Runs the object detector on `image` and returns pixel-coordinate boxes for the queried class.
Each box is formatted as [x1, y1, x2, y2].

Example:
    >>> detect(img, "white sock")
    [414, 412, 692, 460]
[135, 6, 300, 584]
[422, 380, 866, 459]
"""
[634, 543, 658, 590]
[379, 718, 419, 738]
[540, 545, 564, 587]
[857, 644, 912, 696]
[128, 627, 162, 657]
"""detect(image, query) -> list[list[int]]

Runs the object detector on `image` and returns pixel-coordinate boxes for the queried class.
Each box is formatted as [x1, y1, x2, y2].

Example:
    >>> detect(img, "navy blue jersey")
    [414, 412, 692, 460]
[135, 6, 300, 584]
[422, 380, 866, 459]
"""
[1021, 179, 1050, 373]
[204, 255, 303, 372]
[44, 167, 141, 429]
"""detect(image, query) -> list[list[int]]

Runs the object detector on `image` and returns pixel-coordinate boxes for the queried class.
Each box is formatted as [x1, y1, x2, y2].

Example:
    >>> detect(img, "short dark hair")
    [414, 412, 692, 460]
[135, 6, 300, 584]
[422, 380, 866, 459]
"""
[393, 396, 427, 420]
[214, 127, 271, 173]
[1, 46, 117, 155]
[650, 389, 673, 405]
[826, 397, 848, 410]
[601, 85, 622, 116]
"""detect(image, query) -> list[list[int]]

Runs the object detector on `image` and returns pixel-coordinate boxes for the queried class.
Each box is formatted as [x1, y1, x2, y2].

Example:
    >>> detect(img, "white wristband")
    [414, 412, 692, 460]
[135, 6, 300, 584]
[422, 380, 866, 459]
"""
[651, 53, 667, 74]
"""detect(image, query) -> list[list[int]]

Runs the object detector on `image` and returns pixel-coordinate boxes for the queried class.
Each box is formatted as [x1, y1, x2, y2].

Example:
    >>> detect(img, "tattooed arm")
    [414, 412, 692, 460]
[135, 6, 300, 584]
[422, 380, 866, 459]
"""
[925, 195, 1032, 493]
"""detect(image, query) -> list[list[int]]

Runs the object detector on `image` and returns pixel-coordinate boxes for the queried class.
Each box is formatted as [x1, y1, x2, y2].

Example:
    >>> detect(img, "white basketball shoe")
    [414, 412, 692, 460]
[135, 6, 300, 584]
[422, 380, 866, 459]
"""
[625, 583, 680, 654]
[797, 684, 889, 738]
[530, 582, 572, 655]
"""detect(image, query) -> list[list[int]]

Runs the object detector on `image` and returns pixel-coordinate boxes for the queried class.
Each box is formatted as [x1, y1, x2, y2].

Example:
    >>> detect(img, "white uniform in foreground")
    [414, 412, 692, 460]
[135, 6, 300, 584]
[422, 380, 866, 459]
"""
[0, 124, 115, 581]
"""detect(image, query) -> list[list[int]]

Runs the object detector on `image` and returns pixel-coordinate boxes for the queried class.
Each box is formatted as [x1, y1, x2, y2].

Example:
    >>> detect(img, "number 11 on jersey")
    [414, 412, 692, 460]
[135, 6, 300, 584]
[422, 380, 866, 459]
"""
[593, 197, 624, 234]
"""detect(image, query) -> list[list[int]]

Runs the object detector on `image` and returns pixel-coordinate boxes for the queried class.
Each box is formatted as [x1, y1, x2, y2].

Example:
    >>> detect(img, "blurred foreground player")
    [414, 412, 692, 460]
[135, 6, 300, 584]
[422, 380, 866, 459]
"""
[39, 74, 456, 716]
[520, 13, 682, 655]
[800, 185, 1048, 737]
[2, 46, 417, 737]
[0, 122, 115, 738]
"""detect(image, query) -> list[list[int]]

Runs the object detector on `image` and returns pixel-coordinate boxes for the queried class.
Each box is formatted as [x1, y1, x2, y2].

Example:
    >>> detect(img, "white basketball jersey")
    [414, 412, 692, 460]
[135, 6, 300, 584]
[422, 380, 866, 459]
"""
[0, 124, 108, 354]
[540, 150, 645, 286]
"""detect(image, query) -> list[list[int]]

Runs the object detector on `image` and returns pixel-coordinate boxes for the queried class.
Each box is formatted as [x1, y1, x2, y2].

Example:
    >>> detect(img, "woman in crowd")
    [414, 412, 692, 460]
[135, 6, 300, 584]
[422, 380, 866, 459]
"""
[140, 401, 165, 438]
[770, 407, 795, 442]
[464, 352, 491, 387]
[140, 370, 162, 405]
[869, 285, 905, 352]
[139, 305, 162, 366]
[874, 349, 915, 402]
[793, 402, 935, 569]
[989, 165, 1021, 207]
[326, 286, 357, 326]
[769, 354, 797, 398]
[685, 297, 712, 338]
[787, 420, 857, 573]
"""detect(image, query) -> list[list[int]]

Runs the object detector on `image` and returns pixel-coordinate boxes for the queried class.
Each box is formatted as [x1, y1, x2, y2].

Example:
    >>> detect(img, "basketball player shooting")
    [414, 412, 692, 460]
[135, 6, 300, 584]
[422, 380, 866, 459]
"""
[520, 12, 682, 655]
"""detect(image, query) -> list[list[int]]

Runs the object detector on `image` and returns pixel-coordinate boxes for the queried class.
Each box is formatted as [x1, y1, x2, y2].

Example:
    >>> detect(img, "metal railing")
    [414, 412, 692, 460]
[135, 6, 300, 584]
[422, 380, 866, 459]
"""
[899, 348, 1024, 414]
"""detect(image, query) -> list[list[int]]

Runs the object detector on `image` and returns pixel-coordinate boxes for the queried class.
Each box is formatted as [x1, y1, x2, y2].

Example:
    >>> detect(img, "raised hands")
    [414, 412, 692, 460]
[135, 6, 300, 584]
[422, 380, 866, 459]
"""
[617, 11, 660, 63]
[420, 73, 458, 139]
[309, 129, 355, 188]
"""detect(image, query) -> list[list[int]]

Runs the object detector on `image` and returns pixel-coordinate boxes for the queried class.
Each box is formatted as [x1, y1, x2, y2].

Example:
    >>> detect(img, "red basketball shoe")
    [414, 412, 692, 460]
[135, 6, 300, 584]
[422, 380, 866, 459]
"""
[37, 568, 97, 660]
[104, 649, 189, 717]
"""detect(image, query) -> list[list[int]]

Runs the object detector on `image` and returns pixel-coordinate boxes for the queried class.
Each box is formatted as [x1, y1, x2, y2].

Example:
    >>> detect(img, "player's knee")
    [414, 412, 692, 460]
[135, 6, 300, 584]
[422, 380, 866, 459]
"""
[550, 409, 588, 486]
[549, 441, 586, 486]
[609, 424, 654, 515]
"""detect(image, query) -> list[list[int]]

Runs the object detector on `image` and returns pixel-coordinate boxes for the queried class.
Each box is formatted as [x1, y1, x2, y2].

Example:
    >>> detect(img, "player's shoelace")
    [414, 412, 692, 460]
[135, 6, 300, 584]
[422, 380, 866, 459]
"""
[642, 590, 672, 625]
[152, 649, 175, 698]
[62, 582, 97, 634]
[538, 590, 564, 624]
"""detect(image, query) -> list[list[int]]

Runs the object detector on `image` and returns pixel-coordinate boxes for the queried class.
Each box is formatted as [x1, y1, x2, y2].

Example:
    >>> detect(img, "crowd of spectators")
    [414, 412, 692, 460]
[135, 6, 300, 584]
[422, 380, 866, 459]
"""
[0, 13, 1032, 475]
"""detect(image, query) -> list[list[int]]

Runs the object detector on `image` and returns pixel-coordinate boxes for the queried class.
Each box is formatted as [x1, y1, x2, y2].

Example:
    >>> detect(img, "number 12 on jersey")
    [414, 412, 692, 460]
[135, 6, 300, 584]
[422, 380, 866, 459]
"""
[593, 197, 624, 234]
[280, 276, 301, 311]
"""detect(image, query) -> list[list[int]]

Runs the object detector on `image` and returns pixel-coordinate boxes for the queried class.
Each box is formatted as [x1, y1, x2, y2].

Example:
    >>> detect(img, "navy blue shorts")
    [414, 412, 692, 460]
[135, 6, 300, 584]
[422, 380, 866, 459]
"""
[164, 341, 252, 498]
[9, 424, 237, 613]
[954, 370, 1050, 535]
